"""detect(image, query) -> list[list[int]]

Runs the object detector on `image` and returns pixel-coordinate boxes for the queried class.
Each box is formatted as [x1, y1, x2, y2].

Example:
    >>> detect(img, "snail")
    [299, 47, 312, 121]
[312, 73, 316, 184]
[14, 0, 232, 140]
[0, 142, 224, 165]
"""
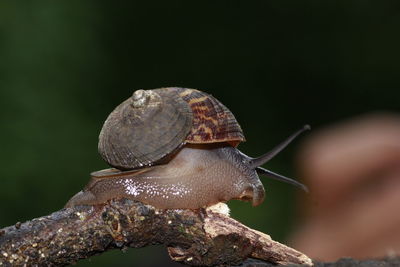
[66, 87, 308, 209]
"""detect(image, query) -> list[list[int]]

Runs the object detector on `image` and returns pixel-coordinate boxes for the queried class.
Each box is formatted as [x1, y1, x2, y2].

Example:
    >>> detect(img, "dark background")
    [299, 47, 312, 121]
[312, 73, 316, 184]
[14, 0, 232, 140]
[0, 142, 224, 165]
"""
[1, 1, 399, 266]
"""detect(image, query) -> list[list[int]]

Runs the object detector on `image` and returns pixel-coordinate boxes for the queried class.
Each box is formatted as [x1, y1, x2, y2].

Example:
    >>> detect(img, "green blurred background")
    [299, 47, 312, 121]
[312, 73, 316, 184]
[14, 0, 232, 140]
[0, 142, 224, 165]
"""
[1, 1, 399, 266]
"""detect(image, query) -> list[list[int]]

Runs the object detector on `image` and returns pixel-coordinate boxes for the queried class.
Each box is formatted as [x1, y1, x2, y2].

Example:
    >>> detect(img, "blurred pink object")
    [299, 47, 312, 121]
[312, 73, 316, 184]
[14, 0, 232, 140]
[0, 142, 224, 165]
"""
[290, 113, 400, 261]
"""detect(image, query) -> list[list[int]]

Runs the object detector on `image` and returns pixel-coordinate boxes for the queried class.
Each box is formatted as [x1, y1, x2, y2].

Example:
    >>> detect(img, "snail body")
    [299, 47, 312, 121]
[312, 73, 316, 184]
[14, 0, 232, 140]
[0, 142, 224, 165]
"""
[66, 144, 264, 209]
[66, 88, 308, 209]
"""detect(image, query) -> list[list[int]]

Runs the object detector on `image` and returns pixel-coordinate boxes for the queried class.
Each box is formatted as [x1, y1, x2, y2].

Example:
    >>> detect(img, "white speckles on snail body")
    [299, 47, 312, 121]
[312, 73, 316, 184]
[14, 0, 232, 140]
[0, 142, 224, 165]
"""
[116, 179, 192, 199]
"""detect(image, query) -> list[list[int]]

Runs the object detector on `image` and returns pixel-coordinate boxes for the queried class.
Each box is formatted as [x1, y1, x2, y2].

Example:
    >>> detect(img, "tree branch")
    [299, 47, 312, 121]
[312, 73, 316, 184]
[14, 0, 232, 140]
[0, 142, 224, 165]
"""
[0, 199, 312, 266]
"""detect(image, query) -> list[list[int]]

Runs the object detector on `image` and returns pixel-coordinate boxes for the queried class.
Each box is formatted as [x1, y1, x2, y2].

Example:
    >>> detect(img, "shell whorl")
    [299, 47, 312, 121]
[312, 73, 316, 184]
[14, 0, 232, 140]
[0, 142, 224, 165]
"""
[98, 87, 245, 170]
[98, 88, 193, 170]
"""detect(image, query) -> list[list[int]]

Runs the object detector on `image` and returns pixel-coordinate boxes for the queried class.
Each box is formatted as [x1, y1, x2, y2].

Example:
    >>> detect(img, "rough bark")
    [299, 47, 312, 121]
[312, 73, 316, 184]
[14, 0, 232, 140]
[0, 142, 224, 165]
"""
[0, 199, 312, 266]
[234, 257, 400, 267]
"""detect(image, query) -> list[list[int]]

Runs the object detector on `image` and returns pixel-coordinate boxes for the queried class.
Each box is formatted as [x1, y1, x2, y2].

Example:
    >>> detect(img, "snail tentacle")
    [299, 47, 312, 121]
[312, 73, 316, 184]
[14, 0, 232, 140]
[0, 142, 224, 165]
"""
[256, 166, 308, 192]
[250, 125, 310, 168]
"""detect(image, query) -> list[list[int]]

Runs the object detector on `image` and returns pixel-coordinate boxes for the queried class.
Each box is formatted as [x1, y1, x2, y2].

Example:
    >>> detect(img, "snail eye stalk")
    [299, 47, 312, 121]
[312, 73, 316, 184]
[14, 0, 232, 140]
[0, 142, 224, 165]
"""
[248, 125, 310, 192]
[250, 125, 310, 168]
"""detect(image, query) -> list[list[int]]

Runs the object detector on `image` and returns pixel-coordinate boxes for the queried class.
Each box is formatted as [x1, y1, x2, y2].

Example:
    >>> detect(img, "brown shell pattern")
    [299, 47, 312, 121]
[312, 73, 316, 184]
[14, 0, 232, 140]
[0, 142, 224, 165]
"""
[98, 87, 245, 170]
[177, 88, 245, 147]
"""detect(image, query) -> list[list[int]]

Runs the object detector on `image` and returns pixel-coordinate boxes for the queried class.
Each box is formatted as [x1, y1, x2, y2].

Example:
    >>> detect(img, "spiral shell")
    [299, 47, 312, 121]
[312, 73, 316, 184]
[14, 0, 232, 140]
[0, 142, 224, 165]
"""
[98, 87, 244, 170]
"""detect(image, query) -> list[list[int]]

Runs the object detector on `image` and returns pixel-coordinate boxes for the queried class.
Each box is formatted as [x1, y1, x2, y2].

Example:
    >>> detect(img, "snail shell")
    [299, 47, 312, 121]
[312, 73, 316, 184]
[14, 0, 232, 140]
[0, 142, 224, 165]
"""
[98, 87, 244, 170]
[66, 88, 308, 209]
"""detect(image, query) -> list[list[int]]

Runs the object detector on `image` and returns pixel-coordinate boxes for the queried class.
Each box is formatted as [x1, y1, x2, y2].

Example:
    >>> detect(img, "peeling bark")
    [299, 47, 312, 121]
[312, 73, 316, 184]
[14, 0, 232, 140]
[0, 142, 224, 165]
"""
[0, 199, 312, 266]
